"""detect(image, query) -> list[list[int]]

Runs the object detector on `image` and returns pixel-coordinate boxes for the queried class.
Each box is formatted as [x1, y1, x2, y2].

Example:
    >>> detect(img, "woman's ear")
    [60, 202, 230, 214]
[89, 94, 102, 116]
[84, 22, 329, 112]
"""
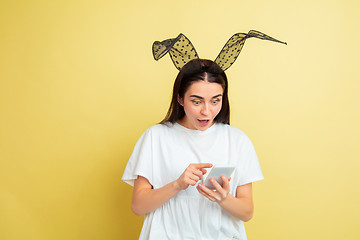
[177, 95, 184, 106]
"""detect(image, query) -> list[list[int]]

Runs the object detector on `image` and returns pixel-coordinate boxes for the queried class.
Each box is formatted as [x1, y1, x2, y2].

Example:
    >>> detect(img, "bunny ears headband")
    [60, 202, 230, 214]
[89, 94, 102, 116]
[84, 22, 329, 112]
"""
[152, 30, 286, 74]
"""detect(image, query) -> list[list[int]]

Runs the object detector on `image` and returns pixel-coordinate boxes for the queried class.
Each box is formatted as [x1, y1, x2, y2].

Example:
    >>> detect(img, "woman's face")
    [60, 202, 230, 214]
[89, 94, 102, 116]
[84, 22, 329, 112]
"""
[178, 80, 223, 131]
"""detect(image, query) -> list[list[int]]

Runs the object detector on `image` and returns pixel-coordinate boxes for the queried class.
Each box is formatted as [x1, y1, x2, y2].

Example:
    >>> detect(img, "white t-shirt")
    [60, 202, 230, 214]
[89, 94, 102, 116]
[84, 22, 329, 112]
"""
[122, 122, 263, 240]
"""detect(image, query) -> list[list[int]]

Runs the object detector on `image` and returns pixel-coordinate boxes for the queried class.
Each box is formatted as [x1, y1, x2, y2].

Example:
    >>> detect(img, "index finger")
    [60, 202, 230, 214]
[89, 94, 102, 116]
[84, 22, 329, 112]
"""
[191, 163, 213, 169]
[221, 176, 231, 191]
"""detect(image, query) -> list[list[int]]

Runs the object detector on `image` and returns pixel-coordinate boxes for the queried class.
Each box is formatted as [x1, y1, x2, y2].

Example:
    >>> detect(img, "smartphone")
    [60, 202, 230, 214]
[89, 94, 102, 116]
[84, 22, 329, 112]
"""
[202, 165, 235, 189]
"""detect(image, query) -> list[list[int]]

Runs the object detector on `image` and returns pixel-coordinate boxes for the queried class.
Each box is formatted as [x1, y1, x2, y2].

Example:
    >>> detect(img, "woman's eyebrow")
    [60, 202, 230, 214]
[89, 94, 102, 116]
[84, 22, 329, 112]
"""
[189, 95, 204, 99]
[189, 94, 223, 99]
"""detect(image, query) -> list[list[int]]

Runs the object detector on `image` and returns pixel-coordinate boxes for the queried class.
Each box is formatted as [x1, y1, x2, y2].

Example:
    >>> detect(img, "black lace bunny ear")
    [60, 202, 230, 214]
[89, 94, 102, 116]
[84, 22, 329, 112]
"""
[214, 30, 287, 71]
[153, 30, 286, 73]
[152, 33, 201, 71]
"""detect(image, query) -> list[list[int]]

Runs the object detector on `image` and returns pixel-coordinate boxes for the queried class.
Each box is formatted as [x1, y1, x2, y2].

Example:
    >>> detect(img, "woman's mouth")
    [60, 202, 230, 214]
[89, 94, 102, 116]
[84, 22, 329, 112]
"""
[198, 119, 210, 127]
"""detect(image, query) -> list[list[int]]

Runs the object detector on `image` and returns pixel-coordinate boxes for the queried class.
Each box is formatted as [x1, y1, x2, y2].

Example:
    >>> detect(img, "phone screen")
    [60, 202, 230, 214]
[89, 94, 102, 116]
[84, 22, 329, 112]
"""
[203, 165, 235, 189]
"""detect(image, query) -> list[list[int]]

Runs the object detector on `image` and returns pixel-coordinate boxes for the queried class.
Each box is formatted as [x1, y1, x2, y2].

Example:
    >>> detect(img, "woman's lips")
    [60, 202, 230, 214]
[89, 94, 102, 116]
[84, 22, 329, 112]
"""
[198, 119, 210, 127]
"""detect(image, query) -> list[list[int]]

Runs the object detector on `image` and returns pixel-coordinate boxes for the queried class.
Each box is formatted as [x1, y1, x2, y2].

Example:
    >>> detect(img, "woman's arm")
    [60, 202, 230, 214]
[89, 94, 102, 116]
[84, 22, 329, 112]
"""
[218, 183, 254, 221]
[197, 178, 254, 222]
[132, 176, 181, 216]
[132, 163, 212, 216]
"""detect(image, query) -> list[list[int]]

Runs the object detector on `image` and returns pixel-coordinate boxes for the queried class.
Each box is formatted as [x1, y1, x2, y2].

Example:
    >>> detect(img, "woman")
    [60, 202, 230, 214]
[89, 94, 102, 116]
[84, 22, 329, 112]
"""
[122, 31, 285, 239]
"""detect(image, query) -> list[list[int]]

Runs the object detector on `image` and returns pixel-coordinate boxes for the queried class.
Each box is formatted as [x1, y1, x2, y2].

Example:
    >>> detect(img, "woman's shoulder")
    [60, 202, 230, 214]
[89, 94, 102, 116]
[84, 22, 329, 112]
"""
[217, 123, 246, 135]
[217, 123, 253, 142]
[143, 122, 176, 135]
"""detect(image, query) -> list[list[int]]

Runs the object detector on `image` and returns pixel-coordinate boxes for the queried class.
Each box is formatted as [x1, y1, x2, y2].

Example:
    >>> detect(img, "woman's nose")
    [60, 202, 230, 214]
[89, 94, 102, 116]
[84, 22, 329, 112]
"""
[200, 103, 210, 115]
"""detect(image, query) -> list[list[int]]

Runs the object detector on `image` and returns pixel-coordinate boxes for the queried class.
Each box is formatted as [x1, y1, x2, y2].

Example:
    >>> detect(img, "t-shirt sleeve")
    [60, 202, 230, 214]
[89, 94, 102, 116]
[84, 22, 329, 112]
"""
[121, 128, 154, 187]
[236, 135, 264, 186]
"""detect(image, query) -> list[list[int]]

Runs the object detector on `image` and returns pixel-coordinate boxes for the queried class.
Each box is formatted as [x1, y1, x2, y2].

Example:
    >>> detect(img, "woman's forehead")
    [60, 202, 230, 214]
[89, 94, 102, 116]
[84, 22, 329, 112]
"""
[186, 81, 223, 96]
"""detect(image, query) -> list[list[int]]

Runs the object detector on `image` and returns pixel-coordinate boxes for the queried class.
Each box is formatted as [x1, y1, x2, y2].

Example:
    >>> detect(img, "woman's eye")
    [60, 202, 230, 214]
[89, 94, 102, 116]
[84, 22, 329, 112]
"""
[192, 100, 201, 105]
[212, 99, 220, 104]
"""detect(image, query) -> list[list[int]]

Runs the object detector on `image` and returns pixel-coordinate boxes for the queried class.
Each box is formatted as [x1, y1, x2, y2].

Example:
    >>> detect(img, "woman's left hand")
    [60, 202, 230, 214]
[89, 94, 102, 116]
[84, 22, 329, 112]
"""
[196, 176, 231, 203]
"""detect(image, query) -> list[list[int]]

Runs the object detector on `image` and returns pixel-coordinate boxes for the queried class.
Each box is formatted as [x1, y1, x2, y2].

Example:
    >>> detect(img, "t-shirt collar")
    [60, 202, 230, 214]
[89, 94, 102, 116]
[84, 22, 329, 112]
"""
[173, 121, 217, 135]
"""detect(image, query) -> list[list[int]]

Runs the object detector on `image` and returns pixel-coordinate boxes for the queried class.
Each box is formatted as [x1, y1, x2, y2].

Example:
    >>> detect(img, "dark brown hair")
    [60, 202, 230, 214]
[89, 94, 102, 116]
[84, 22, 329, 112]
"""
[160, 59, 230, 125]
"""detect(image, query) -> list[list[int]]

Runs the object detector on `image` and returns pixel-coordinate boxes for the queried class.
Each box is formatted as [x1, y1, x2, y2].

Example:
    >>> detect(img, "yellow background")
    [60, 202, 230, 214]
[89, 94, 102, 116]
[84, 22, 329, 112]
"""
[1, 0, 359, 239]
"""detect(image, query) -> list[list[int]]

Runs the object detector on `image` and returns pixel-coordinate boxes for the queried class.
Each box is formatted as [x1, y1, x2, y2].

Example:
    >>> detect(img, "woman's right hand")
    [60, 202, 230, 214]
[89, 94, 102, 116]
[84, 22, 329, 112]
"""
[175, 163, 213, 190]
